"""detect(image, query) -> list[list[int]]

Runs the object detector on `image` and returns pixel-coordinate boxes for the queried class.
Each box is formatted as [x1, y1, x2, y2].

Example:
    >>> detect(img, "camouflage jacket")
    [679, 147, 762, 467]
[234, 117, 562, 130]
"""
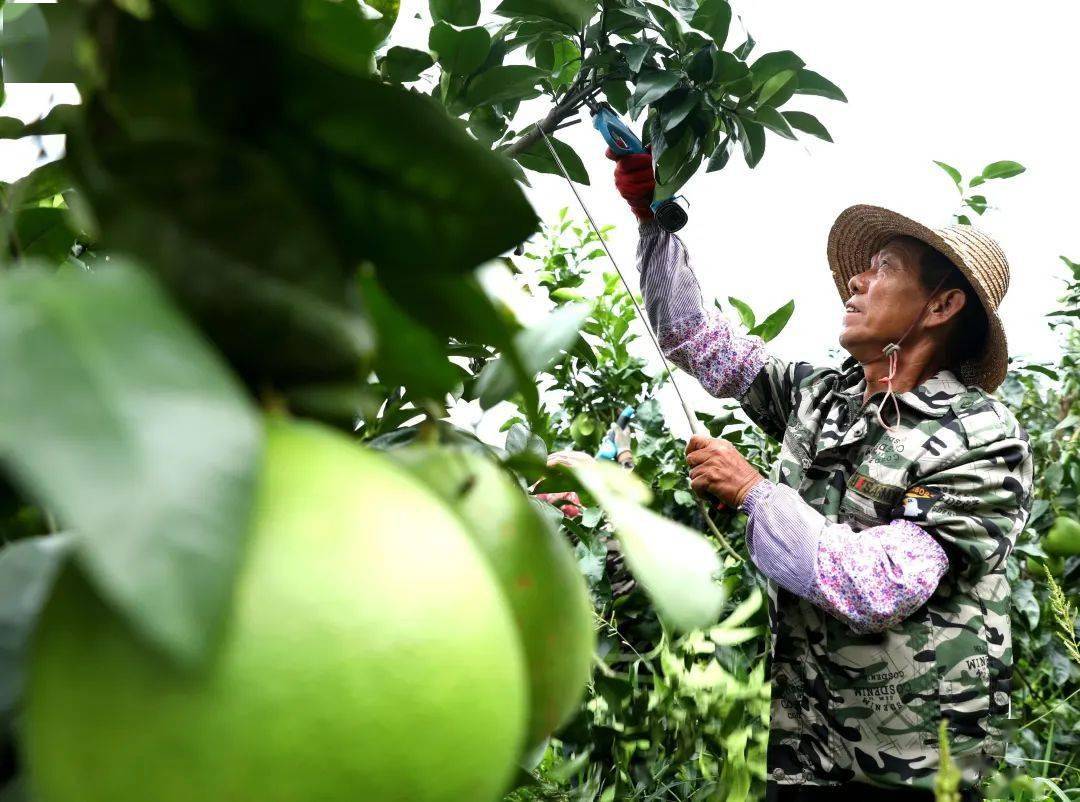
[739, 354, 1033, 789]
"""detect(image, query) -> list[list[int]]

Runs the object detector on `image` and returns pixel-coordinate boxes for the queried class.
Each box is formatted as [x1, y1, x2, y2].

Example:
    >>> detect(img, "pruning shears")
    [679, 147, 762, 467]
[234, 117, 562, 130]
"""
[586, 98, 689, 233]
[596, 405, 636, 461]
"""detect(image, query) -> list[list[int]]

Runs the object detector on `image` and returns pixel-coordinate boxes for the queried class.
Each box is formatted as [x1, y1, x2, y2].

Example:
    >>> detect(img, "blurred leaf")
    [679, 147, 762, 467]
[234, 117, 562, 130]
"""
[379, 45, 435, 82]
[980, 160, 1025, 180]
[689, 0, 730, 46]
[965, 194, 988, 215]
[782, 110, 832, 142]
[749, 299, 794, 342]
[429, 21, 490, 75]
[6, 208, 79, 264]
[493, 0, 594, 30]
[933, 160, 963, 191]
[515, 135, 590, 185]
[794, 68, 846, 101]
[430, 0, 480, 26]
[711, 50, 747, 84]
[956, 214, 971, 226]
[475, 303, 591, 409]
[466, 64, 546, 106]
[0, 262, 262, 666]
[359, 273, 460, 399]
[571, 460, 726, 632]
[0, 533, 73, 721]
[727, 296, 755, 329]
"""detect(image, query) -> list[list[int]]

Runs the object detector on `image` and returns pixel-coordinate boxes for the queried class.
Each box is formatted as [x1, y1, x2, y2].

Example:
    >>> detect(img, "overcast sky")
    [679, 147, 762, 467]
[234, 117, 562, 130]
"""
[3, 2, 1076, 439]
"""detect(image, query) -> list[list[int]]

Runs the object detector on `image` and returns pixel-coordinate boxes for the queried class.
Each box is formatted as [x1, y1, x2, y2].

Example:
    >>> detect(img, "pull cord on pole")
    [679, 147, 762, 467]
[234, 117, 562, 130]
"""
[535, 124, 742, 562]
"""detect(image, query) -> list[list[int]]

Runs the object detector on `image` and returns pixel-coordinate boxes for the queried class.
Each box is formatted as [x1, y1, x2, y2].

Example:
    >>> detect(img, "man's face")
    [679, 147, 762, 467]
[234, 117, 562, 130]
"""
[838, 240, 931, 360]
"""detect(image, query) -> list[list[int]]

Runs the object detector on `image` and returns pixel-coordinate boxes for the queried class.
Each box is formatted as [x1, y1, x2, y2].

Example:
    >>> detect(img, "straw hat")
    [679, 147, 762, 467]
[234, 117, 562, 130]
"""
[826, 204, 1010, 393]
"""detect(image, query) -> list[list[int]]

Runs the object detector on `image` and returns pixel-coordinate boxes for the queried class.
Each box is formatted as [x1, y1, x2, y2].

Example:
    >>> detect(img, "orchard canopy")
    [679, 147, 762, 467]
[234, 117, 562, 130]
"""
[0, 2, 1078, 802]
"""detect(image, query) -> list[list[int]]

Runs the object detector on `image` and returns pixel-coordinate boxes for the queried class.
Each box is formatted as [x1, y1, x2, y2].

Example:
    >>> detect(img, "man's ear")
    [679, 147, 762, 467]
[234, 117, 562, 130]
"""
[930, 288, 967, 326]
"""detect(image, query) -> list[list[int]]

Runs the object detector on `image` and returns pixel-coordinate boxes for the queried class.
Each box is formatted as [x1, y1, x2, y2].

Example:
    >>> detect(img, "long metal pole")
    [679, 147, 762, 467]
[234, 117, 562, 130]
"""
[536, 123, 743, 562]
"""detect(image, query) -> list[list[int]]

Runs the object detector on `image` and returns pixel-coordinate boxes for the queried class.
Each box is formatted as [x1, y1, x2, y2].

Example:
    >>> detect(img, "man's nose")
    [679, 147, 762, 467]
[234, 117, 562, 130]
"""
[847, 270, 869, 295]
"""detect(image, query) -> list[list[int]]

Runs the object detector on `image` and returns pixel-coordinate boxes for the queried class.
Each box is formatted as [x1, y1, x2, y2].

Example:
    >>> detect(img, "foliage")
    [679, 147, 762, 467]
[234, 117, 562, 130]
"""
[502, 215, 783, 801]
[379, 0, 846, 192]
[933, 159, 1026, 225]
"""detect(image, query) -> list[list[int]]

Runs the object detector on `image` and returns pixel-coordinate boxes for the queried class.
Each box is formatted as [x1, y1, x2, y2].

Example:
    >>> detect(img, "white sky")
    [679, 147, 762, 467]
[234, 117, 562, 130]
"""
[3, 2, 1077, 441]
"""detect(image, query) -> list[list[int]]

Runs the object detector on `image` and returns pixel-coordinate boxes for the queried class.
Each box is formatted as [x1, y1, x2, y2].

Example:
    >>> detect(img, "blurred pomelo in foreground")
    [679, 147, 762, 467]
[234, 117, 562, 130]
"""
[393, 445, 595, 747]
[25, 419, 526, 802]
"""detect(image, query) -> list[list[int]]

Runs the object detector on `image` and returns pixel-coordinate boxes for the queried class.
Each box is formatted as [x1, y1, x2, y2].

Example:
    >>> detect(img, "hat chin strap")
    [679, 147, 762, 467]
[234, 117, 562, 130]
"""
[874, 275, 950, 431]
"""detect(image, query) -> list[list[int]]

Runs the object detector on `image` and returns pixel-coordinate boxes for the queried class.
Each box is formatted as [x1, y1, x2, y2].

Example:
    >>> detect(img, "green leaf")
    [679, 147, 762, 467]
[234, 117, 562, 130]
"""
[492, 0, 595, 30]
[735, 117, 765, 167]
[0, 262, 262, 665]
[465, 64, 546, 106]
[711, 50, 748, 84]
[7, 207, 79, 265]
[749, 50, 804, 90]
[794, 68, 846, 101]
[956, 214, 971, 225]
[358, 273, 460, 399]
[475, 302, 591, 409]
[0, 117, 26, 139]
[514, 135, 590, 185]
[727, 296, 755, 329]
[624, 41, 653, 73]
[0, 533, 73, 721]
[570, 461, 726, 632]
[968, 175, 985, 188]
[430, 0, 480, 26]
[378, 45, 435, 83]
[753, 106, 795, 139]
[782, 110, 832, 142]
[749, 299, 794, 342]
[755, 68, 796, 107]
[933, 160, 963, 191]
[705, 134, 732, 172]
[630, 69, 682, 112]
[429, 22, 490, 75]
[661, 89, 700, 131]
[604, 79, 630, 114]
[655, 127, 692, 185]
[689, 0, 730, 46]
[980, 160, 1025, 180]
[964, 195, 988, 215]
[732, 31, 754, 60]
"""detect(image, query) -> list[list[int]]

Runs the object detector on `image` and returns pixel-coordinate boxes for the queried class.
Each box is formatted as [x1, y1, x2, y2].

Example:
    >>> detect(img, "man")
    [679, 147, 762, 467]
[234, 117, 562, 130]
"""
[608, 150, 1033, 800]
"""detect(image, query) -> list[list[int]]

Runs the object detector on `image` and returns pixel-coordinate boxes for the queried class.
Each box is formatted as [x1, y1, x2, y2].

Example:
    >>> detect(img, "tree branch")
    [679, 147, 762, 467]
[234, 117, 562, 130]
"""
[502, 78, 600, 157]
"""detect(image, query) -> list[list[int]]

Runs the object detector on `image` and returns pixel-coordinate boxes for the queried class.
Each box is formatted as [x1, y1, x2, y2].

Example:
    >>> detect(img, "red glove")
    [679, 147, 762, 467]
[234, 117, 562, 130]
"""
[606, 147, 655, 222]
[535, 491, 583, 519]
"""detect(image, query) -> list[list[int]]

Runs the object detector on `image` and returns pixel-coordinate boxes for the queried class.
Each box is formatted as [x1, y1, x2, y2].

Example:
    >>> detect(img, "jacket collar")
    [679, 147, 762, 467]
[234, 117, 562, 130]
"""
[837, 356, 968, 418]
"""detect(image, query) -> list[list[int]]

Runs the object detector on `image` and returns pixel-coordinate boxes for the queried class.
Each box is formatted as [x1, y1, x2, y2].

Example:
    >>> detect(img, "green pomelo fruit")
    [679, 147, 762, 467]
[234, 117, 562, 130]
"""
[25, 419, 526, 802]
[1044, 516, 1080, 557]
[392, 445, 595, 747]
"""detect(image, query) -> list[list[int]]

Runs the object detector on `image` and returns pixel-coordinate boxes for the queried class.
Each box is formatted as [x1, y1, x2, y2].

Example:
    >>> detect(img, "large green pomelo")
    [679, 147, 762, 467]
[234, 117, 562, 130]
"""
[1044, 516, 1080, 557]
[25, 419, 527, 802]
[392, 445, 594, 747]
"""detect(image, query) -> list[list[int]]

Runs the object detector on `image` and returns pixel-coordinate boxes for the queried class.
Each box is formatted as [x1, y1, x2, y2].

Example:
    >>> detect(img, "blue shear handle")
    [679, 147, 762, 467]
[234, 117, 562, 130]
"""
[593, 107, 646, 155]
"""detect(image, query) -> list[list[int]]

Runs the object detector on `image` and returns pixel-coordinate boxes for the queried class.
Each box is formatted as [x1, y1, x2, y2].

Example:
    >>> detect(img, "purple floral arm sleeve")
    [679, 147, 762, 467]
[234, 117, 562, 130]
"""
[637, 220, 766, 399]
[741, 481, 949, 634]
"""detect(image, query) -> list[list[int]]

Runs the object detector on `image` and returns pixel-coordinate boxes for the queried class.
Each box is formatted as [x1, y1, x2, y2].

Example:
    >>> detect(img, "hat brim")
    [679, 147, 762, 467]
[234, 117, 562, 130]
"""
[826, 204, 1008, 393]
